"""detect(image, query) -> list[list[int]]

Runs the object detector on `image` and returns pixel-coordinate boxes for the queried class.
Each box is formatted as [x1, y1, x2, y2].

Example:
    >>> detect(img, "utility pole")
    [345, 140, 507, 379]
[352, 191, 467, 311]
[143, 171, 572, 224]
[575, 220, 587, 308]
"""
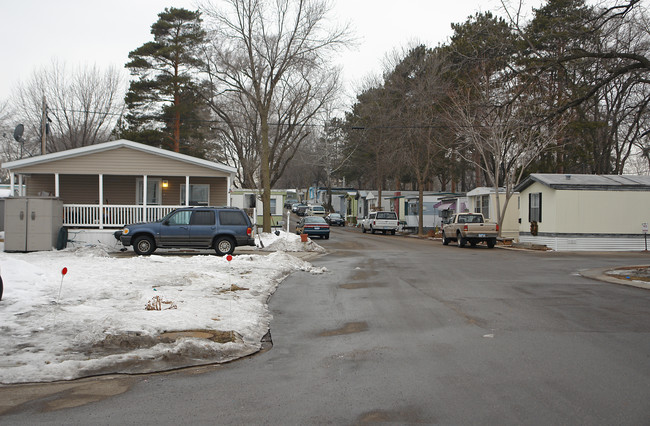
[41, 96, 47, 155]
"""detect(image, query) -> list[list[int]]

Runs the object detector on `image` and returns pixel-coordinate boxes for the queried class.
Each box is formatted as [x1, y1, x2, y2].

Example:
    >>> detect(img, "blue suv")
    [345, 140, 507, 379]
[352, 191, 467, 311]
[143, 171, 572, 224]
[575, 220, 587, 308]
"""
[117, 207, 255, 256]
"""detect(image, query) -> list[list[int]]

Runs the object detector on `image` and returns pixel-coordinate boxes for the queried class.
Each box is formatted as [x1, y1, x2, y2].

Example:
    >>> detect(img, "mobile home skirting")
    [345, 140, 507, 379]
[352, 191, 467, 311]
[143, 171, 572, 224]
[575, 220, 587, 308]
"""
[519, 232, 650, 251]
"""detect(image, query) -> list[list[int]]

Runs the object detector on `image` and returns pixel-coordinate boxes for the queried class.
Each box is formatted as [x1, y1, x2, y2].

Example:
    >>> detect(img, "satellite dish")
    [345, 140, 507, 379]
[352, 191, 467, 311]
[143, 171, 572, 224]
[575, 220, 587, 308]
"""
[13, 124, 24, 142]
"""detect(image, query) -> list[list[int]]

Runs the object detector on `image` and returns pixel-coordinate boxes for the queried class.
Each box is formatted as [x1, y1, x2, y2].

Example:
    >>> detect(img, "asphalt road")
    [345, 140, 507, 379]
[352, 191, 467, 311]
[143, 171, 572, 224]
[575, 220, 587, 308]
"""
[2, 225, 650, 424]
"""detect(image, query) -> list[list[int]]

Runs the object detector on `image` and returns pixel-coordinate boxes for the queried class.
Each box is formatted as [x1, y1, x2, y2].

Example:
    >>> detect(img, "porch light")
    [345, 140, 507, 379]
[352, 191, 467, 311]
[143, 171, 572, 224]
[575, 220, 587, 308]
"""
[162, 180, 169, 188]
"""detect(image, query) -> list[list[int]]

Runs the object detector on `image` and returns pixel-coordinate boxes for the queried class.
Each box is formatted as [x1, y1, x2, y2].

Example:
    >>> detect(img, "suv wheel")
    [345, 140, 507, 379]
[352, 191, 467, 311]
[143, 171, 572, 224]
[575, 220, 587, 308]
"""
[214, 236, 235, 256]
[133, 235, 156, 255]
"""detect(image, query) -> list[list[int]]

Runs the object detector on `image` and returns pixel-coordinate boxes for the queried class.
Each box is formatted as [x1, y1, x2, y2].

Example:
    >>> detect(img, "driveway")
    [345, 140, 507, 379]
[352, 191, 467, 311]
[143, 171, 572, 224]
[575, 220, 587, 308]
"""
[2, 226, 650, 424]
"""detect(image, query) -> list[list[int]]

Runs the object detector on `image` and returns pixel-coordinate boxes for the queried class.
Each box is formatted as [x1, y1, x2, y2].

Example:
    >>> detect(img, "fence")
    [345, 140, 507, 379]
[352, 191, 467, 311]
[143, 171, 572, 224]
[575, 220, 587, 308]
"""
[63, 204, 182, 228]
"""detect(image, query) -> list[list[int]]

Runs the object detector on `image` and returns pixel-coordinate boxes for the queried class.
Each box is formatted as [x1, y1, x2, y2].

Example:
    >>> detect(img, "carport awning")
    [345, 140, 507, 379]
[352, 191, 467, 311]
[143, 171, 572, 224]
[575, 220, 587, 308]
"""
[434, 201, 454, 210]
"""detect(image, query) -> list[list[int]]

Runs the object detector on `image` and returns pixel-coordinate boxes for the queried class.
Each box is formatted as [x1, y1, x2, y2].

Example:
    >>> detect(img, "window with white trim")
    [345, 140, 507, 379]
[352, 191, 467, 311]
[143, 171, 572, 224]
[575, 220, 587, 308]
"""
[181, 184, 210, 206]
[481, 195, 490, 219]
[529, 192, 542, 222]
[136, 178, 161, 205]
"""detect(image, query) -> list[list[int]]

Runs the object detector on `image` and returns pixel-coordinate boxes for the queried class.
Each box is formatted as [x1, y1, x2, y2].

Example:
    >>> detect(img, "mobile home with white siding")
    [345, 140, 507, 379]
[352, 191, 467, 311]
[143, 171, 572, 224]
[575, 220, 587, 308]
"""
[514, 174, 650, 251]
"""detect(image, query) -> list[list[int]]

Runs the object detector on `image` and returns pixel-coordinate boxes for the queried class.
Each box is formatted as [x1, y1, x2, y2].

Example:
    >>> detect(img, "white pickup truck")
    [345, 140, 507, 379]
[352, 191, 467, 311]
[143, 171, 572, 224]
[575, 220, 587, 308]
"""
[361, 211, 399, 235]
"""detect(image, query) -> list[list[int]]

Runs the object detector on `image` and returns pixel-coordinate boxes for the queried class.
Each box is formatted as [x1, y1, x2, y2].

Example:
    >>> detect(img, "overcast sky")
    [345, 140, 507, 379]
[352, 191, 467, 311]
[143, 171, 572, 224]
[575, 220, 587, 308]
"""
[0, 0, 542, 102]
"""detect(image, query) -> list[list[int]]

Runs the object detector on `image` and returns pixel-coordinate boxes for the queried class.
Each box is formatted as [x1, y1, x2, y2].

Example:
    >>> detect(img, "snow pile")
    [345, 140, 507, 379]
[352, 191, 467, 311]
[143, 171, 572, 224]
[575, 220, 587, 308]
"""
[259, 230, 327, 253]
[0, 248, 325, 384]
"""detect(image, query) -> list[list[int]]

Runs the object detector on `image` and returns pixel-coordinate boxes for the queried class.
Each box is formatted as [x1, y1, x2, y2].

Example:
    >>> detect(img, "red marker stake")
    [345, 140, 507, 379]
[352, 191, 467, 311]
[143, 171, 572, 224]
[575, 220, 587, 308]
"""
[226, 255, 233, 340]
[57, 267, 68, 304]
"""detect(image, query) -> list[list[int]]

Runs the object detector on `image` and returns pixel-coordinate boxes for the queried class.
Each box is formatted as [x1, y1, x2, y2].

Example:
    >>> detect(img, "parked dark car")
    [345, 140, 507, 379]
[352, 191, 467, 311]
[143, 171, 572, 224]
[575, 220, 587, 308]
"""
[325, 212, 345, 226]
[295, 204, 310, 216]
[284, 199, 299, 209]
[117, 207, 255, 256]
[296, 216, 330, 239]
[291, 202, 306, 213]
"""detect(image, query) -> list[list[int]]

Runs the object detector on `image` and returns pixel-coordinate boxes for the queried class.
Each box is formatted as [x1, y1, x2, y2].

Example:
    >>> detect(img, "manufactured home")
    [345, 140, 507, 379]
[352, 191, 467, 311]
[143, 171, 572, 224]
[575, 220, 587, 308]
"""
[515, 174, 650, 251]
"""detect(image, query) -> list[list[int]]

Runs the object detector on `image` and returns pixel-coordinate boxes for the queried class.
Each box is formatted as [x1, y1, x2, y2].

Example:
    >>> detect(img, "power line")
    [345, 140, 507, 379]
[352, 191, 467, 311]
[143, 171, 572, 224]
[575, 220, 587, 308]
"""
[46, 107, 544, 130]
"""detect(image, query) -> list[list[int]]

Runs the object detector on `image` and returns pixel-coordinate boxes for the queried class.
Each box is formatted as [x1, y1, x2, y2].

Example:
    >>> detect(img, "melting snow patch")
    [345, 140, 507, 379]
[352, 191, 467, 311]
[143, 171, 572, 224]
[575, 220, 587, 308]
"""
[0, 246, 319, 383]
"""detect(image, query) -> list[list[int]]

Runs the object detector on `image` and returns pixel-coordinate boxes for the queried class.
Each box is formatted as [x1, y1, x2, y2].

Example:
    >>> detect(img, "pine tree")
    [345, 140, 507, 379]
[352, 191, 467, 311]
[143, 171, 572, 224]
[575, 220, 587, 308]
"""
[123, 7, 206, 155]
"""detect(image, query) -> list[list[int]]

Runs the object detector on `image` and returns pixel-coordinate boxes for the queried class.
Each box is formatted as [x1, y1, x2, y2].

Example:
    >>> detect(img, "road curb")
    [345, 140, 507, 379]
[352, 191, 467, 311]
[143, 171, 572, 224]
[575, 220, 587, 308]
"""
[580, 266, 650, 290]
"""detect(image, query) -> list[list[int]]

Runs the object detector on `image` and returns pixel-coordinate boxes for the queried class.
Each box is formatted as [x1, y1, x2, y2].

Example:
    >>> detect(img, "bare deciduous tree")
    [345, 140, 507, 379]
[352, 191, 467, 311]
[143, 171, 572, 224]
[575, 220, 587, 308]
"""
[449, 82, 562, 235]
[199, 0, 350, 232]
[11, 61, 125, 153]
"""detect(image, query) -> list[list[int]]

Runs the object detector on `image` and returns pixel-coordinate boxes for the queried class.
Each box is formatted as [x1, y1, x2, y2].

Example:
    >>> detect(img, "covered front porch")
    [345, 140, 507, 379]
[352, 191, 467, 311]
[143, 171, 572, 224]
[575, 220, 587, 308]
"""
[9, 173, 229, 229]
[3, 140, 236, 230]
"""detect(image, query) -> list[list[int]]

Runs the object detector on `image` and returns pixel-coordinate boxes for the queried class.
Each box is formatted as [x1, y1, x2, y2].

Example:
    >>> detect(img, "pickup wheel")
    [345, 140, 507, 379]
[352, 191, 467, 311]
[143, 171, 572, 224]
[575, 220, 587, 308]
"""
[456, 232, 466, 248]
[133, 235, 156, 255]
[487, 238, 496, 249]
[442, 232, 449, 245]
[214, 236, 235, 256]
[362, 226, 366, 233]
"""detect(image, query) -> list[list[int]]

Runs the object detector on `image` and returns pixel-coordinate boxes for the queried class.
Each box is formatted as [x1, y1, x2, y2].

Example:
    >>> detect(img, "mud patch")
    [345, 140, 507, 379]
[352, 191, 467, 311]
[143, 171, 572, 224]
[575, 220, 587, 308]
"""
[358, 406, 430, 423]
[219, 284, 249, 293]
[339, 282, 385, 289]
[606, 266, 650, 282]
[318, 321, 368, 337]
[92, 329, 240, 355]
[159, 330, 240, 343]
[0, 376, 137, 415]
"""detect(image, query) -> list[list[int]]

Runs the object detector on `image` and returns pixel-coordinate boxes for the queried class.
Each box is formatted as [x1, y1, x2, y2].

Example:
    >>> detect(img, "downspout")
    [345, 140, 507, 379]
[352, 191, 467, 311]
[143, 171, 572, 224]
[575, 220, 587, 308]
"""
[227, 175, 232, 206]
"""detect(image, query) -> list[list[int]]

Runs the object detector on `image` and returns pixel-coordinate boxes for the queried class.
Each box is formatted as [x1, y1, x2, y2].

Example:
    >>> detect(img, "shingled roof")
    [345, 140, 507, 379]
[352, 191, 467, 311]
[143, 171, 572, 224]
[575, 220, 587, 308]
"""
[514, 174, 650, 192]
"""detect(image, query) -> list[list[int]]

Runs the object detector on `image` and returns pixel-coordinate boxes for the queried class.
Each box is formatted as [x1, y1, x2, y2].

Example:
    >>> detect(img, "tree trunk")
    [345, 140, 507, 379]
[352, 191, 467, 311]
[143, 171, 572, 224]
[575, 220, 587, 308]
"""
[418, 178, 424, 236]
[173, 63, 181, 153]
[261, 112, 272, 233]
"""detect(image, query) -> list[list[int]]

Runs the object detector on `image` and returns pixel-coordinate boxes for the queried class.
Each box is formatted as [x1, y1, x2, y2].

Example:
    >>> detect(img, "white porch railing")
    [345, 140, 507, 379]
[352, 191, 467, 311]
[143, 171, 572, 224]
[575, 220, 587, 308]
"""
[63, 204, 183, 228]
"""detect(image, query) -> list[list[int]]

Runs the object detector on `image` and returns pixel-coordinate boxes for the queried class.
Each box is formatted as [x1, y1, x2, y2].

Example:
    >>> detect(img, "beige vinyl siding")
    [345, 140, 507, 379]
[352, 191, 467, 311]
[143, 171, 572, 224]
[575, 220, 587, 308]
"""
[23, 174, 227, 206]
[518, 182, 557, 234]
[14, 147, 230, 177]
[25, 175, 55, 196]
[520, 183, 650, 235]
[60, 175, 100, 203]
[555, 189, 650, 234]
[163, 176, 227, 206]
[104, 175, 136, 204]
